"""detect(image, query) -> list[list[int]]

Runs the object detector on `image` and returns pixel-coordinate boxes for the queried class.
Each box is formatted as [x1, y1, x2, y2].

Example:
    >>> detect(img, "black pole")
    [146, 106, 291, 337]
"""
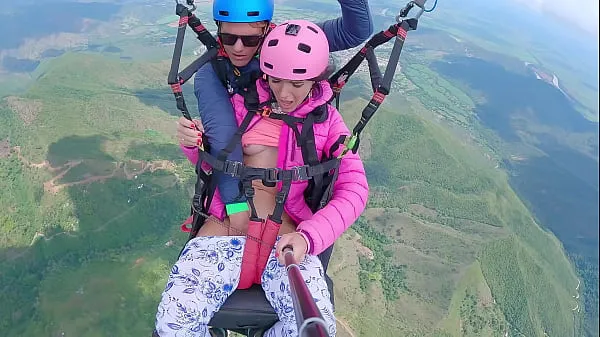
[282, 246, 329, 337]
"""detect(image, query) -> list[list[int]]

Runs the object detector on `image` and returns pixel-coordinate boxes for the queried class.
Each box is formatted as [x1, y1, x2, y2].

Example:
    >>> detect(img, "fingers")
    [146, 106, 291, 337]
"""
[276, 234, 308, 266]
[176, 117, 203, 147]
[178, 116, 194, 128]
[192, 119, 204, 132]
[276, 237, 291, 265]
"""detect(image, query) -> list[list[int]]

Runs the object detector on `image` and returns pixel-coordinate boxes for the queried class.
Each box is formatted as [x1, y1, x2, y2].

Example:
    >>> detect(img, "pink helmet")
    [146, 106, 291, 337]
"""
[259, 19, 330, 80]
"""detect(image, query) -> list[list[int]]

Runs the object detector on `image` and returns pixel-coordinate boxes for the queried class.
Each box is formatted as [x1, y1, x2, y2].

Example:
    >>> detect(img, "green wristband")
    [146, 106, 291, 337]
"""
[226, 202, 249, 215]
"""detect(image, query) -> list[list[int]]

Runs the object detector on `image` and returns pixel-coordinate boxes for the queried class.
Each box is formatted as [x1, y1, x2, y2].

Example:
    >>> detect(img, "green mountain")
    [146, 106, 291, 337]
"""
[0, 1, 590, 336]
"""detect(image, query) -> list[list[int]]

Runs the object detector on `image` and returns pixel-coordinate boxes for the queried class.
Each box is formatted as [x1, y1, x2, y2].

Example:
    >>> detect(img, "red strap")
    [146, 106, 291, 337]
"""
[180, 215, 193, 232]
[254, 217, 281, 282]
[238, 220, 263, 289]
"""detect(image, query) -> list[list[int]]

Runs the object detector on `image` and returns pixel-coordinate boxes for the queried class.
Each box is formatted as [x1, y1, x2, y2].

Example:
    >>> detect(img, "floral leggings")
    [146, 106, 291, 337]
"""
[154, 236, 336, 337]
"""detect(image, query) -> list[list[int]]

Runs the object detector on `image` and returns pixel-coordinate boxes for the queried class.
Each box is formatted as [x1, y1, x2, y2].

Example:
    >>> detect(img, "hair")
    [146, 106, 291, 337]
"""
[249, 20, 269, 29]
[261, 58, 336, 87]
[216, 20, 269, 34]
[310, 63, 336, 82]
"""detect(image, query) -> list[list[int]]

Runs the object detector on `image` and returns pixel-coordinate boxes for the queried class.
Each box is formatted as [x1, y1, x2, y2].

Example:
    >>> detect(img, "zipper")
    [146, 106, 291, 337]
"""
[290, 130, 296, 162]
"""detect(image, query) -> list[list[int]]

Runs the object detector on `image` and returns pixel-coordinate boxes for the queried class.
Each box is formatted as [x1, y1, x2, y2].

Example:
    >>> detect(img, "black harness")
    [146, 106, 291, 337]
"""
[167, 0, 428, 267]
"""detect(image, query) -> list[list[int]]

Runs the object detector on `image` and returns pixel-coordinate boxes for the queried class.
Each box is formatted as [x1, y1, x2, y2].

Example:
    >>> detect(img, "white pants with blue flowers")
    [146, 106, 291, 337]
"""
[154, 236, 336, 337]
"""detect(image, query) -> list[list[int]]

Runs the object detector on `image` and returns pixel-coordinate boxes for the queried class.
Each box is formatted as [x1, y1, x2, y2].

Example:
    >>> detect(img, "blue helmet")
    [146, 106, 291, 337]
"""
[213, 0, 274, 22]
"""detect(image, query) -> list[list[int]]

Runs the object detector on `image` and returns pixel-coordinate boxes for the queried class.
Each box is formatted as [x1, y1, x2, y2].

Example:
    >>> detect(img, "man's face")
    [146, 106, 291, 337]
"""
[219, 22, 265, 67]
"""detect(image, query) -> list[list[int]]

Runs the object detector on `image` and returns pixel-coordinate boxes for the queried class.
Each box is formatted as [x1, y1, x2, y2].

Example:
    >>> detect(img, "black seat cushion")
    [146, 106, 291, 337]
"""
[151, 249, 337, 335]
[209, 246, 336, 332]
[209, 274, 334, 332]
[209, 284, 279, 330]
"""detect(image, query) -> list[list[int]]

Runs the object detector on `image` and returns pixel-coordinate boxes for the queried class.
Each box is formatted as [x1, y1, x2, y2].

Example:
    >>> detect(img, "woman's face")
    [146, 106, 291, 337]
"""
[268, 77, 314, 112]
[219, 22, 265, 67]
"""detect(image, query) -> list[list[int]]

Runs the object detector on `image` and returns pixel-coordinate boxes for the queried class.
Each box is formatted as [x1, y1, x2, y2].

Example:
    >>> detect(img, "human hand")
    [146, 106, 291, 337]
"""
[275, 232, 308, 265]
[177, 117, 203, 148]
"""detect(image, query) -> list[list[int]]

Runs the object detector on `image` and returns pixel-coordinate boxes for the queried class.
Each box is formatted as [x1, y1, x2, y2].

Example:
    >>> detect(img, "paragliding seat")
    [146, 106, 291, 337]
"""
[209, 248, 335, 334]
[209, 284, 279, 332]
[151, 257, 334, 337]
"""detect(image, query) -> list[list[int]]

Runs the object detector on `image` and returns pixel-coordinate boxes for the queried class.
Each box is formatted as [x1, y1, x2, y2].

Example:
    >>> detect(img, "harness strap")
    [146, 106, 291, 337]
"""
[220, 109, 255, 160]
[270, 173, 293, 224]
[168, 4, 219, 122]
[211, 56, 233, 94]
[255, 217, 281, 282]
[242, 179, 260, 221]
[329, 19, 414, 97]
[331, 16, 420, 157]
[238, 219, 263, 289]
[200, 150, 339, 184]
[186, 12, 218, 49]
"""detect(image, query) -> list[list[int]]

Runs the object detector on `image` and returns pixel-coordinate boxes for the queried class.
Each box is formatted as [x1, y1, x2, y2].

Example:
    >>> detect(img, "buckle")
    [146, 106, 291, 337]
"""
[257, 106, 271, 117]
[223, 160, 242, 177]
[292, 165, 310, 181]
[192, 193, 203, 210]
[275, 190, 288, 203]
[264, 168, 279, 183]
[244, 186, 255, 198]
[338, 134, 358, 159]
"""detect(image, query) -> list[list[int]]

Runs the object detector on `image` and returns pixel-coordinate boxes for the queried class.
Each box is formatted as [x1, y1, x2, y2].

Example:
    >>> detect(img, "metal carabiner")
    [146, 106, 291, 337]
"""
[396, 1, 414, 21]
[396, 0, 427, 22]
[175, 0, 196, 12]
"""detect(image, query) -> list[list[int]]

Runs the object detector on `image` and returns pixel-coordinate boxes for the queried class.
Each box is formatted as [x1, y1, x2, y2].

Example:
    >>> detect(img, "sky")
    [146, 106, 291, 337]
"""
[511, 0, 599, 37]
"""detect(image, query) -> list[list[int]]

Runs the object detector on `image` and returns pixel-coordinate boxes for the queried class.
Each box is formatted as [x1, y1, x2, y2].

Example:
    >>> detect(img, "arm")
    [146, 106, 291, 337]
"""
[188, 63, 246, 206]
[180, 143, 199, 165]
[296, 107, 369, 255]
[316, 0, 374, 52]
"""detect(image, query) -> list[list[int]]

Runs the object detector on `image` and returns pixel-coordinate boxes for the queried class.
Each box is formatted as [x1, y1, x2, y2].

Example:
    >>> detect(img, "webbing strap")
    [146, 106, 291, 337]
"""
[219, 110, 255, 162]
[188, 161, 211, 239]
[242, 179, 260, 221]
[200, 150, 340, 184]
[270, 177, 292, 224]
[329, 9, 420, 157]
[329, 18, 419, 107]
[167, 4, 219, 122]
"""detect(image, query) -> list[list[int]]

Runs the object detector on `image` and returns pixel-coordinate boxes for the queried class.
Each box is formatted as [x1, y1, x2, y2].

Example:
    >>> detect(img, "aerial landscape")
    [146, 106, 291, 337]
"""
[0, 0, 597, 336]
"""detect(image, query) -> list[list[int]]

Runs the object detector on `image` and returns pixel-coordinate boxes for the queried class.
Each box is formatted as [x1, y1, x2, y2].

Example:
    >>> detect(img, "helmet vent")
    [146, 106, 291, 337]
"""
[267, 39, 279, 47]
[297, 43, 311, 53]
[218, 10, 229, 16]
[307, 26, 318, 34]
[292, 68, 307, 74]
[285, 24, 301, 36]
[247, 11, 259, 17]
[263, 62, 274, 69]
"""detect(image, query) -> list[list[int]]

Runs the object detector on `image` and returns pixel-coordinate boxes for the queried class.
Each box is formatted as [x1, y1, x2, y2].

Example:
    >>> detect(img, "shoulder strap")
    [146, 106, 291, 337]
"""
[211, 57, 233, 94]
[273, 104, 329, 211]
[300, 112, 325, 210]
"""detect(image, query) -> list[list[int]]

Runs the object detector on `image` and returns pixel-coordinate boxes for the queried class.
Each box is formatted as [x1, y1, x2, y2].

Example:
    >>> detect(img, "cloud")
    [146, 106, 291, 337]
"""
[512, 0, 599, 35]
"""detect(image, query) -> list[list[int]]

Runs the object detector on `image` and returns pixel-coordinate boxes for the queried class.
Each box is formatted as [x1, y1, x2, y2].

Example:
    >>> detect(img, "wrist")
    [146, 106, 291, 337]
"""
[297, 230, 313, 255]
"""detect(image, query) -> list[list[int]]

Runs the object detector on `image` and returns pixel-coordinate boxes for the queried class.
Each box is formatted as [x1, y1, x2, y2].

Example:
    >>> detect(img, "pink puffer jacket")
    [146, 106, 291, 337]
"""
[180, 79, 369, 255]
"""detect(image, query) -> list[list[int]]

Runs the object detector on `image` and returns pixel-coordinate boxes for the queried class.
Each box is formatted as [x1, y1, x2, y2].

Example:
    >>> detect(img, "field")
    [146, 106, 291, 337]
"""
[328, 93, 581, 336]
[0, 1, 591, 336]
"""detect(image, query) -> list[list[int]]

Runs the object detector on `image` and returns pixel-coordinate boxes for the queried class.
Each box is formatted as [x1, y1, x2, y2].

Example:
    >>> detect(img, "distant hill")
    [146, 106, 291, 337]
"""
[0, 48, 583, 336]
[0, 1, 591, 336]
[0, 1, 121, 50]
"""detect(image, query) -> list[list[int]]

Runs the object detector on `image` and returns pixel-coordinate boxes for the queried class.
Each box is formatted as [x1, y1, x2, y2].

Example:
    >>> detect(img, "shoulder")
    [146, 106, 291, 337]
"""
[242, 58, 261, 72]
[325, 104, 344, 123]
[256, 78, 272, 103]
[195, 61, 220, 82]
[324, 104, 351, 135]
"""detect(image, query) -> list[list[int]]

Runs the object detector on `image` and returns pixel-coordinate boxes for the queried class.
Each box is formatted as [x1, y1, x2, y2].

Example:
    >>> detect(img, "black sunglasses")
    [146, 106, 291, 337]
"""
[219, 32, 263, 47]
